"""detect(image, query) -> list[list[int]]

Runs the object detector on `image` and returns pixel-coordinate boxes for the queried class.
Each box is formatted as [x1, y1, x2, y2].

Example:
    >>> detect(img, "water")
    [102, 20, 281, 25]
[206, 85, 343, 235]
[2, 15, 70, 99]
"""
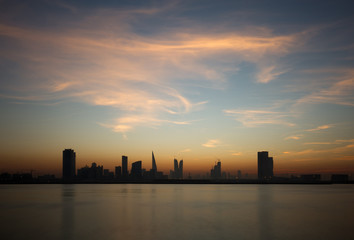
[0, 184, 353, 240]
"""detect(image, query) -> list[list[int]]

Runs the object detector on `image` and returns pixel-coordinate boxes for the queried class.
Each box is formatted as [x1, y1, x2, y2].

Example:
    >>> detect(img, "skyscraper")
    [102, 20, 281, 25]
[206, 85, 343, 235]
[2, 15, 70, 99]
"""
[130, 161, 142, 179]
[258, 151, 274, 180]
[115, 166, 122, 178]
[122, 155, 128, 178]
[179, 160, 183, 179]
[210, 160, 221, 179]
[171, 159, 183, 179]
[174, 159, 178, 176]
[152, 151, 157, 173]
[62, 149, 75, 180]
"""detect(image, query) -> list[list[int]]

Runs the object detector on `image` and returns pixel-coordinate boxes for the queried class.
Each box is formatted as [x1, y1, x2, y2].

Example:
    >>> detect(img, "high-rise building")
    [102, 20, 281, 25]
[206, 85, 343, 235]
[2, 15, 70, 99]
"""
[174, 159, 178, 176]
[130, 161, 142, 179]
[122, 155, 128, 177]
[144, 151, 167, 180]
[258, 151, 274, 180]
[152, 151, 157, 173]
[115, 166, 122, 178]
[210, 160, 221, 179]
[179, 160, 183, 179]
[62, 149, 76, 180]
[171, 159, 183, 179]
[237, 170, 242, 179]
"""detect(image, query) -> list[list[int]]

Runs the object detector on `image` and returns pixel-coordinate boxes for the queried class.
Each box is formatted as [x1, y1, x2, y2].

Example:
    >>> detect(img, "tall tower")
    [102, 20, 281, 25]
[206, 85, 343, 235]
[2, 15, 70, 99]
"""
[210, 160, 221, 179]
[62, 149, 76, 180]
[174, 159, 178, 176]
[179, 160, 183, 179]
[258, 151, 274, 180]
[152, 151, 157, 173]
[130, 161, 142, 179]
[122, 155, 128, 177]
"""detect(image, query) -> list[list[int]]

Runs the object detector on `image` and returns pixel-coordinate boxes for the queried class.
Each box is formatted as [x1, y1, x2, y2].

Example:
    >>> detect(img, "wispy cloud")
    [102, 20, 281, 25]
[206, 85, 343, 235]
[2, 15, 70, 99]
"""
[256, 65, 288, 83]
[224, 109, 294, 127]
[100, 115, 191, 133]
[202, 139, 221, 148]
[306, 124, 332, 132]
[180, 148, 191, 153]
[285, 134, 303, 140]
[0, 5, 304, 133]
[304, 142, 333, 145]
[231, 152, 242, 156]
[296, 69, 354, 106]
[282, 139, 354, 156]
[304, 139, 354, 145]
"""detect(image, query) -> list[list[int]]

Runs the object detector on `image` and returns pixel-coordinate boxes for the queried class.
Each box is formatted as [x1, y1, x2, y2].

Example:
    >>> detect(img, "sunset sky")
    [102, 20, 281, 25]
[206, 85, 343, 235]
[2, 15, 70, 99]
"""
[0, 0, 353, 176]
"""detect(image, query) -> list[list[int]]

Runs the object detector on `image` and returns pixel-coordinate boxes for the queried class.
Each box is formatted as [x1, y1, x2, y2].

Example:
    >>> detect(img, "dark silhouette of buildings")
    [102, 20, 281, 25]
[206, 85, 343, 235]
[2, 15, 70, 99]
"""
[63, 149, 76, 180]
[210, 160, 221, 179]
[143, 151, 167, 179]
[103, 169, 114, 179]
[237, 170, 242, 179]
[130, 161, 142, 179]
[122, 155, 128, 178]
[258, 151, 273, 180]
[331, 174, 349, 183]
[13, 173, 33, 182]
[1, 148, 339, 184]
[171, 159, 183, 179]
[178, 160, 183, 179]
[300, 174, 321, 181]
[77, 162, 103, 179]
[115, 166, 122, 178]
[152, 151, 157, 174]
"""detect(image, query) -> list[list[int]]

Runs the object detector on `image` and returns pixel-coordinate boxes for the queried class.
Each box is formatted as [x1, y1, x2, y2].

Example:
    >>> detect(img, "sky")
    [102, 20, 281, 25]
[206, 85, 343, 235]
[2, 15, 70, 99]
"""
[0, 0, 353, 177]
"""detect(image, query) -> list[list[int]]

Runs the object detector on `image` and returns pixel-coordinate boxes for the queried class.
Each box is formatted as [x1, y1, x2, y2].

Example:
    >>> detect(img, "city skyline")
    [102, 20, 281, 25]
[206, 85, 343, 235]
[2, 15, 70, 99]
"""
[0, 1, 353, 176]
[2, 148, 351, 183]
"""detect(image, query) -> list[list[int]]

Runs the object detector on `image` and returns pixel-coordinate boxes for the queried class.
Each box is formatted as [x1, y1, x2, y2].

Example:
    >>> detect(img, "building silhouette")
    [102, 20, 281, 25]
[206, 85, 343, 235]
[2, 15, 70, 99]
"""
[300, 174, 320, 181]
[115, 166, 122, 178]
[174, 159, 178, 175]
[144, 151, 167, 179]
[331, 174, 348, 183]
[122, 155, 128, 178]
[130, 161, 142, 179]
[179, 160, 183, 179]
[77, 162, 103, 179]
[171, 159, 183, 179]
[62, 149, 76, 180]
[257, 151, 273, 180]
[103, 169, 114, 179]
[152, 151, 157, 174]
[210, 160, 221, 179]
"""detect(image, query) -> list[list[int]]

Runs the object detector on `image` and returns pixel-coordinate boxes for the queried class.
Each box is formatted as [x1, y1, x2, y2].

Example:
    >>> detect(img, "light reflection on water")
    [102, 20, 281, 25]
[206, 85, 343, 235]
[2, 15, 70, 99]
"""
[0, 184, 353, 240]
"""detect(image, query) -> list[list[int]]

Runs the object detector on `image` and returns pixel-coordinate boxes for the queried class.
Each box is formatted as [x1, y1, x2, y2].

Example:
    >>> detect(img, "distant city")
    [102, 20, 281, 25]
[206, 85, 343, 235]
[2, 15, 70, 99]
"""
[0, 148, 352, 184]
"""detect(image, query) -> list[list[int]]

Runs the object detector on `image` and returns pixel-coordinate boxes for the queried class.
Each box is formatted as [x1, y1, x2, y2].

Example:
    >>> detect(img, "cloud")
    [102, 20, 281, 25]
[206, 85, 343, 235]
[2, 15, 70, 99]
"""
[100, 115, 191, 133]
[256, 65, 288, 83]
[202, 139, 221, 148]
[282, 139, 354, 156]
[231, 152, 242, 156]
[306, 124, 332, 132]
[224, 109, 294, 127]
[296, 69, 354, 106]
[0, 5, 301, 133]
[335, 139, 354, 143]
[304, 142, 333, 145]
[180, 148, 191, 153]
[285, 135, 303, 140]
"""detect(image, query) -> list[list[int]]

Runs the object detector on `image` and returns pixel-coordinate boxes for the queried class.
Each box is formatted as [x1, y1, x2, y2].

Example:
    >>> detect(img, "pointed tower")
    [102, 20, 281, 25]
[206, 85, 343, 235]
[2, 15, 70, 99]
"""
[152, 151, 157, 172]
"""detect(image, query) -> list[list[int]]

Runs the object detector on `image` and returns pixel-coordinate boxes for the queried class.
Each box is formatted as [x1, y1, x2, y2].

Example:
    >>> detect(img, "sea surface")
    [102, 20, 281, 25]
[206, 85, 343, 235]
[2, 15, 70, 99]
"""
[0, 184, 353, 240]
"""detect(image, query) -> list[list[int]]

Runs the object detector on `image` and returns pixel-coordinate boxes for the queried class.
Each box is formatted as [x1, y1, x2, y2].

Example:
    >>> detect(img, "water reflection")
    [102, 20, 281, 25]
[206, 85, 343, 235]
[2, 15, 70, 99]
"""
[257, 185, 274, 240]
[0, 184, 348, 240]
[61, 185, 75, 240]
